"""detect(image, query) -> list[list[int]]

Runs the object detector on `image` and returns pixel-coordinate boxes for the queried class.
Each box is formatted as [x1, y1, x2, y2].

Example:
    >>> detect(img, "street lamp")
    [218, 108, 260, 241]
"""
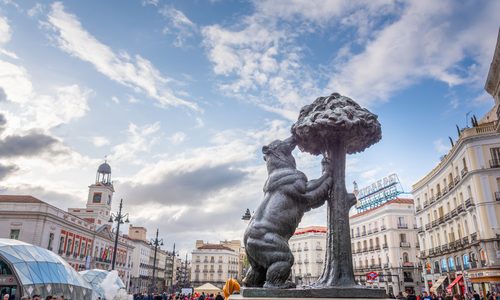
[150, 228, 164, 293]
[242, 208, 251, 222]
[108, 198, 130, 270]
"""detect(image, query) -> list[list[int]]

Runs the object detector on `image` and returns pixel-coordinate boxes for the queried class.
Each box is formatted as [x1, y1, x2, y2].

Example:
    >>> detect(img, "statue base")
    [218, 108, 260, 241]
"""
[238, 286, 387, 299]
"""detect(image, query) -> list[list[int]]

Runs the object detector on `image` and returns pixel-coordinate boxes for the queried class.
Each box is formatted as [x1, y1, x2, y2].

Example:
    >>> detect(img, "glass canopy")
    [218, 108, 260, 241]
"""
[0, 239, 92, 299]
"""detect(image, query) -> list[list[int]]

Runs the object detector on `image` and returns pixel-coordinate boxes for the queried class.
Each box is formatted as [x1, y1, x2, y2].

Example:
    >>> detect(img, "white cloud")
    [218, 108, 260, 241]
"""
[434, 138, 451, 155]
[160, 6, 197, 47]
[46, 2, 200, 111]
[0, 16, 11, 44]
[111, 96, 120, 104]
[91, 136, 110, 147]
[27, 3, 44, 17]
[169, 131, 186, 145]
[328, 0, 500, 106]
[109, 122, 161, 164]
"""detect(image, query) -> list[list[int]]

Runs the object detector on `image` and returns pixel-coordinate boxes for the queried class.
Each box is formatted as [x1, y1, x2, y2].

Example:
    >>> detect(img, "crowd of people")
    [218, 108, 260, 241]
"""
[388, 290, 500, 300]
[133, 291, 225, 300]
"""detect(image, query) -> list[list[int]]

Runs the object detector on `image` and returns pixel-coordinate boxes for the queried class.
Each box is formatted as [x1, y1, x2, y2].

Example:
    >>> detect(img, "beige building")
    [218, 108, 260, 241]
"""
[351, 198, 421, 295]
[289, 226, 327, 285]
[413, 29, 500, 296]
[190, 240, 240, 288]
[0, 162, 134, 289]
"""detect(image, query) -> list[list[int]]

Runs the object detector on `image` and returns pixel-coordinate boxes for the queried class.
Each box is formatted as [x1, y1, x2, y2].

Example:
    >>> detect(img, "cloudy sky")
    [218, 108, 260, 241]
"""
[0, 0, 498, 257]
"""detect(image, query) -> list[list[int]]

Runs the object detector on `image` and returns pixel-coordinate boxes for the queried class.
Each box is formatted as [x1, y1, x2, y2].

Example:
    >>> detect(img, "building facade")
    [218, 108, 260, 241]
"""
[0, 162, 134, 289]
[289, 226, 327, 285]
[351, 198, 421, 295]
[190, 240, 240, 288]
[413, 123, 500, 295]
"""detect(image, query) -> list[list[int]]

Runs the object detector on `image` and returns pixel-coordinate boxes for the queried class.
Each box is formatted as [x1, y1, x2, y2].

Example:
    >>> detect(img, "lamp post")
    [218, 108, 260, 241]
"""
[150, 228, 164, 293]
[170, 243, 176, 293]
[108, 198, 129, 271]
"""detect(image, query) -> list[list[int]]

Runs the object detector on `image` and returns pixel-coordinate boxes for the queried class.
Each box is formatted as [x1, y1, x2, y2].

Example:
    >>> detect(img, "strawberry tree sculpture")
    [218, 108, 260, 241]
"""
[291, 93, 381, 287]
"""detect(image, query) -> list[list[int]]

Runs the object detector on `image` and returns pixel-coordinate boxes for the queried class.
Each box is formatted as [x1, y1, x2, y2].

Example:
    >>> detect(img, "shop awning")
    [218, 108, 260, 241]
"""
[446, 275, 463, 292]
[430, 276, 447, 292]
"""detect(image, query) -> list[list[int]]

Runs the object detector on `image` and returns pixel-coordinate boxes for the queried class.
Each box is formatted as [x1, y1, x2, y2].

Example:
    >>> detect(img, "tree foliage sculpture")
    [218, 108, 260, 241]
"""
[291, 93, 382, 286]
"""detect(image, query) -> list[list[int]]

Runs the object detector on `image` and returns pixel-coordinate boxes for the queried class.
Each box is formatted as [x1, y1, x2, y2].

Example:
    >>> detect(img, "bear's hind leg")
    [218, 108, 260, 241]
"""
[243, 265, 266, 287]
[263, 261, 296, 289]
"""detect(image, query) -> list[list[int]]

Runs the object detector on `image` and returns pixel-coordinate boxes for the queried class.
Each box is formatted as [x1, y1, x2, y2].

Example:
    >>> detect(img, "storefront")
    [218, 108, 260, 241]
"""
[465, 268, 500, 295]
[0, 239, 93, 299]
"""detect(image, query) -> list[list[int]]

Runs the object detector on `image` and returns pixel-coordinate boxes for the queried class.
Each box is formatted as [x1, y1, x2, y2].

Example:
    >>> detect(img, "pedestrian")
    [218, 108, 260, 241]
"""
[45, 296, 54, 300]
[473, 291, 480, 300]
[215, 292, 223, 300]
[21, 297, 30, 300]
[408, 290, 417, 300]
[2, 294, 8, 300]
[33, 295, 42, 300]
[423, 291, 433, 300]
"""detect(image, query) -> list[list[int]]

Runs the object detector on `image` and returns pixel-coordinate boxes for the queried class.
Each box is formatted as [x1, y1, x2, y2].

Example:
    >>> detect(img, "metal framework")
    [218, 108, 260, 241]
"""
[355, 173, 404, 213]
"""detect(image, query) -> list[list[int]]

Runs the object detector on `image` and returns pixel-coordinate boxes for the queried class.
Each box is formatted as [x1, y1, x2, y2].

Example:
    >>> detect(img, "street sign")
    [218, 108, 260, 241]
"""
[366, 271, 378, 281]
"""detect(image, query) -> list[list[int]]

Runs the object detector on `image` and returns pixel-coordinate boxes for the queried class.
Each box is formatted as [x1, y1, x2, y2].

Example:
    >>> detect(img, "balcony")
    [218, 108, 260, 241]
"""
[362, 247, 367, 252]
[454, 176, 460, 184]
[419, 251, 426, 257]
[381, 225, 386, 231]
[465, 198, 475, 208]
[448, 182, 454, 190]
[462, 236, 469, 245]
[400, 242, 410, 248]
[316, 258, 323, 263]
[432, 220, 439, 228]
[361, 231, 367, 236]
[373, 228, 379, 233]
[423, 201, 429, 208]
[441, 244, 448, 252]
[436, 192, 442, 200]
[471, 232, 478, 243]
[383, 263, 389, 268]
[489, 159, 500, 168]
[461, 167, 468, 178]
[397, 224, 408, 229]
[416, 205, 422, 212]
[451, 208, 458, 217]
[316, 246, 323, 251]
[429, 196, 436, 204]
[304, 247, 309, 251]
[382, 243, 388, 249]
[457, 204, 465, 214]
[355, 233, 360, 238]
[403, 277, 414, 282]
[369, 246, 374, 251]
[367, 229, 372, 235]
[495, 192, 500, 201]
[425, 223, 431, 230]
[417, 226, 424, 234]
[304, 259, 309, 264]
[438, 216, 444, 224]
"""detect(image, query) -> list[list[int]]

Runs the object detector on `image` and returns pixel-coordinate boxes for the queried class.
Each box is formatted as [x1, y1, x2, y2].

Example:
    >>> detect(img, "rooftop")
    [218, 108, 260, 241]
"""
[197, 244, 234, 252]
[294, 226, 327, 235]
[0, 195, 43, 203]
[350, 198, 414, 219]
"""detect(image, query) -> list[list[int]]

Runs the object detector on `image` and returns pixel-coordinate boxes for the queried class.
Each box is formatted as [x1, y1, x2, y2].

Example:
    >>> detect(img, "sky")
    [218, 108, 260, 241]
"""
[0, 0, 498, 257]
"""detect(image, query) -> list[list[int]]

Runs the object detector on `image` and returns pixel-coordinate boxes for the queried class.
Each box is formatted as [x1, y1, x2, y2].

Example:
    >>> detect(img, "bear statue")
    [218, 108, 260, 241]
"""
[243, 136, 333, 289]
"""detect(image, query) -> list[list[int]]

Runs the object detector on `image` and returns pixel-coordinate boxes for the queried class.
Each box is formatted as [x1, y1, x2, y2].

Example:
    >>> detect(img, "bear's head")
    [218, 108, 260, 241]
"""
[262, 136, 297, 171]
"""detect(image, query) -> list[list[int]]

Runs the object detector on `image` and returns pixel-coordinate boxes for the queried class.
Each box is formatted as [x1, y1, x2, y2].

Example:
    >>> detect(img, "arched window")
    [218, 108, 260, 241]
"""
[403, 252, 409, 263]
[375, 237, 380, 247]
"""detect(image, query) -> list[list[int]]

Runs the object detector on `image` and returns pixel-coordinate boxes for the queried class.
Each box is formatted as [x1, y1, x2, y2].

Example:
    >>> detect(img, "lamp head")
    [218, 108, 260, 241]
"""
[108, 216, 114, 223]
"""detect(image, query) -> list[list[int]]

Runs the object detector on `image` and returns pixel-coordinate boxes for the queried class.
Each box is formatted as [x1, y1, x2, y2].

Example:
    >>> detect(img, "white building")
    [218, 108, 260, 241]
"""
[0, 162, 134, 289]
[289, 226, 327, 285]
[351, 198, 421, 295]
[413, 30, 500, 297]
[191, 240, 240, 288]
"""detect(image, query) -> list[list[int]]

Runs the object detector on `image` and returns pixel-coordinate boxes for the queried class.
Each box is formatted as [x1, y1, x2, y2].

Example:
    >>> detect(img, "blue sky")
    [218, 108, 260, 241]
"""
[0, 0, 498, 256]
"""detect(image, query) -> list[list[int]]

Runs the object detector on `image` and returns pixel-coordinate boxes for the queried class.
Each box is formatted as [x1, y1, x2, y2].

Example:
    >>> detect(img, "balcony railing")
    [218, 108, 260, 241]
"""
[382, 243, 388, 249]
[495, 192, 500, 201]
[416, 205, 422, 212]
[436, 192, 442, 199]
[451, 209, 458, 217]
[465, 198, 474, 208]
[373, 228, 379, 233]
[362, 231, 367, 236]
[383, 263, 389, 268]
[425, 223, 431, 230]
[423, 201, 429, 208]
[461, 167, 468, 178]
[374, 245, 381, 251]
[432, 220, 439, 227]
[489, 159, 500, 168]
[462, 236, 469, 245]
[454, 176, 460, 184]
[355, 233, 360, 237]
[438, 216, 444, 224]
[429, 196, 436, 204]
[381, 225, 386, 231]
[445, 212, 451, 221]
[471, 232, 478, 243]
[448, 182, 454, 190]
[400, 242, 410, 248]
[417, 226, 424, 234]
[420, 251, 426, 257]
[457, 204, 465, 214]
[397, 224, 408, 229]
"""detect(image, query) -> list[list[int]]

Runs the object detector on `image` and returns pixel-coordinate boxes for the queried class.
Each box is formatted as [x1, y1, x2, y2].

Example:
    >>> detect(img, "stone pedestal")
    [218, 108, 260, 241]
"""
[236, 287, 387, 299]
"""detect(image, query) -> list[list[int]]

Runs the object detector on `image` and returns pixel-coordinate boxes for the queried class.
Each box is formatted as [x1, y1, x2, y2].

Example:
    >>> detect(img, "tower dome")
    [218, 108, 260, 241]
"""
[96, 161, 112, 185]
[97, 162, 111, 174]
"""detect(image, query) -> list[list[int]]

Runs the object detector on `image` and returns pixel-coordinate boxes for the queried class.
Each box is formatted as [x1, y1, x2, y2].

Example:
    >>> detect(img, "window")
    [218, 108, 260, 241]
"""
[400, 233, 407, 243]
[48, 233, 54, 250]
[491, 147, 500, 165]
[59, 237, 65, 253]
[9, 229, 20, 240]
[403, 252, 409, 263]
[93, 192, 102, 203]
